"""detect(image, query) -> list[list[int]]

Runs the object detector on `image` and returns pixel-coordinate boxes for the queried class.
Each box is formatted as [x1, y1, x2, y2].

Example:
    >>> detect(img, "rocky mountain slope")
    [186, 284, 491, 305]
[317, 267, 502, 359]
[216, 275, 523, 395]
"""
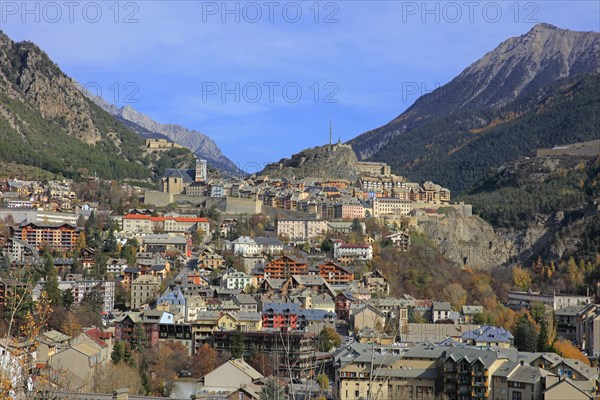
[84, 90, 241, 175]
[260, 143, 361, 180]
[377, 73, 599, 193]
[350, 24, 600, 192]
[461, 152, 600, 265]
[418, 211, 516, 269]
[0, 30, 193, 180]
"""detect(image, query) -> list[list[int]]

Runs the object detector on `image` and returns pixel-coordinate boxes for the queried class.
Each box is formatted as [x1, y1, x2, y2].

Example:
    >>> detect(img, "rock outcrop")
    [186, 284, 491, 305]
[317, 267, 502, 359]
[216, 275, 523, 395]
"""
[419, 211, 515, 269]
[261, 143, 361, 180]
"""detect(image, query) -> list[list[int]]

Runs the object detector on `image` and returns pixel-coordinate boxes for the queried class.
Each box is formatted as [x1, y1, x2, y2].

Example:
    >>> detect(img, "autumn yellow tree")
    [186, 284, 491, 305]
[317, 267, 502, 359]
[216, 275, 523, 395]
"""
[1, 290, 53, 399]
[76, 231, 87, 252]
[564, 257, 584, 292]
[512, 266, 532, 291]
[554, 340, 590, 366]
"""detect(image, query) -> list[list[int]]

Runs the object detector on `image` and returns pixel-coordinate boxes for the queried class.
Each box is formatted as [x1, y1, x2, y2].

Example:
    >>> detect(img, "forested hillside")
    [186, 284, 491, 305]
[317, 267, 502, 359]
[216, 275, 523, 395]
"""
[371, 73, 600, 193]
[0, 31, 194, 180]
[350, 24, 600, 193]
[461, 154, 600, 263]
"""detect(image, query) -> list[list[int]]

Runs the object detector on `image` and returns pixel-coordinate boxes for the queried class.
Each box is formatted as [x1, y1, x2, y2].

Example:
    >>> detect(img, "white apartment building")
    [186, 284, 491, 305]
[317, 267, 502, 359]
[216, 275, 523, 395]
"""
[372, 198, 414, 217]
[121, 214, 209, 236]
[508, 290, 593, 310]
[54, 277, 115, 312]
[106, 258, 129, 275]
[232, 236, 260, 256]
[222, 272, 253, 290]
[333, 242, 373, 261]
[277, 218, 328, 243]
[231, 236, 284, 256]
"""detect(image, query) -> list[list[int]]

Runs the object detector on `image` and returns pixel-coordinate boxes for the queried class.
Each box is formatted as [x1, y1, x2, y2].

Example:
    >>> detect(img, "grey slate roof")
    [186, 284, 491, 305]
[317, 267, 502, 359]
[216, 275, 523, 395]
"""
[232, 311, 262, 321]
[162, 168, 195, 182]
[432, 301, 452, 311]
[506, 364, 546, 384]
[234, 294, 258, 305]
[263, 302, 301, 314]
[461, 325, 514, 343]
[298, 309, 336, 321]
[555, 304, 588, 316]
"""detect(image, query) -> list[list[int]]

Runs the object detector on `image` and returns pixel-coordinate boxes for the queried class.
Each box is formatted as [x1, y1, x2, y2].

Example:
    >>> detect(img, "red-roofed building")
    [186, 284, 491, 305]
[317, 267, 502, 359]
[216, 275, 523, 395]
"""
[71, 327, 114, 364]
[82, 327, 111, 349]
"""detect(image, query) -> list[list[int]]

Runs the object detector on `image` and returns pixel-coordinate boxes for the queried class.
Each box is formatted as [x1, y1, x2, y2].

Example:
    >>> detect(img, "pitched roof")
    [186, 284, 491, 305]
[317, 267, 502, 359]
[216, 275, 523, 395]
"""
[113, 311, 142, 324]
[517, 352, 563, 367]
[40, 330, 71, 343]
[461, 326, 514, 343]
[263, 302, 301, 314]
[72, 342, 101, 357]
[506, 364, 545, 384]
[161, 168, 195, 182]
[298, 309, 336, 321]
[433, 301, 452, 311]
[228, 359, 263, 380]
[83, 328, 109, 348]
[555, 304, 589, 316]
[231, 312, 262, 322]
[292, 274, 328, 286]
[263, 278, 287, 289]
[543, 377, 594, 400]
[234, 294, 258, 305]
[338, 243, 371, 249]
[560, 358, 598, 380]
[196, 311, 222, 321]
[443, 347, 507, 369]
[254, 237, 283, 245]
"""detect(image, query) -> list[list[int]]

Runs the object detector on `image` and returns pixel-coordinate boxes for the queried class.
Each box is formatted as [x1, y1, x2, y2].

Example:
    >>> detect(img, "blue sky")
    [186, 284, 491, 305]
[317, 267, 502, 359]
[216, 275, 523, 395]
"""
[2, 1, 599, 172]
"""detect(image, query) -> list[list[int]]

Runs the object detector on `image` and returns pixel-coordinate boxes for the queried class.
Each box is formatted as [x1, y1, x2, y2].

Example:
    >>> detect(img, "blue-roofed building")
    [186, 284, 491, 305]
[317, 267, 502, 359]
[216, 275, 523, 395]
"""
[297, 309, 336, 332]
[461, 325, 514, 348]
[157, 285, 187, 319]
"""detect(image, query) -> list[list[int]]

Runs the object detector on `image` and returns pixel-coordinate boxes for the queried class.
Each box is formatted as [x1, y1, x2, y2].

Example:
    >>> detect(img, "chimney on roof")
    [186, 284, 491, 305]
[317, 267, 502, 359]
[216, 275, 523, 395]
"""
[112, 388, 128, 400]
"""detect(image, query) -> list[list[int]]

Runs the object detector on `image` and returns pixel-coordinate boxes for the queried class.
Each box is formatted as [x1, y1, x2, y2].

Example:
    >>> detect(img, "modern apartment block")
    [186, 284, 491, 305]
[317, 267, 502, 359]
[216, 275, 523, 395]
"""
[372, 198, 414, 217]
[10, 222, 79, 252]
[333, 342, 598, 400]
[276, 218, 328, 242]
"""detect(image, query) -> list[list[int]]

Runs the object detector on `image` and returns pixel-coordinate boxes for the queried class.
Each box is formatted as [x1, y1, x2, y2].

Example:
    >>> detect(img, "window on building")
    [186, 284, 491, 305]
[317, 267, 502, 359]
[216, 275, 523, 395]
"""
[512, 392, 522, 400]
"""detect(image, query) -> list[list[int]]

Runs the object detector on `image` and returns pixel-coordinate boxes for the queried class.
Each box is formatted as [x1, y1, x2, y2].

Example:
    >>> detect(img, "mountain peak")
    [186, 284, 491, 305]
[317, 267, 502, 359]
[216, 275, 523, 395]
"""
[349, 24, 600, 190]
[528, 22, 561, 33]
[405, 23, 598, 115]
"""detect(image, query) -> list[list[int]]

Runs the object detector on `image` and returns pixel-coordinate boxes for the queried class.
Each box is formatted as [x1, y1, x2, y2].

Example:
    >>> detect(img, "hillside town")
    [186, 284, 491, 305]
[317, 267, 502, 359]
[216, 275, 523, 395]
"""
[146, 142, 457, 220]
[0, 149, 598, 400]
